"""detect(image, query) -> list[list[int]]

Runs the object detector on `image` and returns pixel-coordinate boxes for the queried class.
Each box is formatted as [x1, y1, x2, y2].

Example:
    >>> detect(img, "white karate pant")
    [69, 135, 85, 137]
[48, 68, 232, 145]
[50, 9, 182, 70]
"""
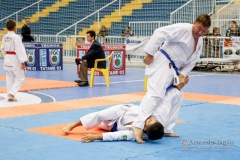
[154, 88, 183, 133]
[80, 104, 129, 131]
[133, 52, 177, 129]
[5, 68, 25, 96]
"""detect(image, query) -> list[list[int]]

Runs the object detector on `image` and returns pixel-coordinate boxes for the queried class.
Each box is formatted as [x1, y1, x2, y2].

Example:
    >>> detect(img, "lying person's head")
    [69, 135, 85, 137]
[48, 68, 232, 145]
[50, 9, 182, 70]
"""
[143, 116, 164, 140]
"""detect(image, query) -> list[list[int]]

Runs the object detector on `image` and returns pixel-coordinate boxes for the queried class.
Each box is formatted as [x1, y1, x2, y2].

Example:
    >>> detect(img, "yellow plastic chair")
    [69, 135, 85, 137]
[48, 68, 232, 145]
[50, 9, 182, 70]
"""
[89, 52, 114, 87]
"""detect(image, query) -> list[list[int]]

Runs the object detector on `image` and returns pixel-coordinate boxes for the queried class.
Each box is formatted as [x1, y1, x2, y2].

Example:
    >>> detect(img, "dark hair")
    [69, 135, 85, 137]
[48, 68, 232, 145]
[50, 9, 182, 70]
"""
[145, 122, 164, 140]
[230, 21, 237, 24]
[195, 14, 211, 28]
[6, 19, 16, 31]
[86, 30, 96, 39]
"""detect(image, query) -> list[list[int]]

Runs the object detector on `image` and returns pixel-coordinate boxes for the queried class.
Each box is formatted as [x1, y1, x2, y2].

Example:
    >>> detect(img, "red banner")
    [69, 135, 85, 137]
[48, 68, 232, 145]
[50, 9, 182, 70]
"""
[77, 44, 126, 76]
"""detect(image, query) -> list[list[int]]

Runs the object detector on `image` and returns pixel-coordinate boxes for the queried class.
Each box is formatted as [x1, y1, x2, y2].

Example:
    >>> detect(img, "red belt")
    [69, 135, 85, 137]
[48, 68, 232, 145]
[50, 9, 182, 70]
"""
[6, 51, 16, 55]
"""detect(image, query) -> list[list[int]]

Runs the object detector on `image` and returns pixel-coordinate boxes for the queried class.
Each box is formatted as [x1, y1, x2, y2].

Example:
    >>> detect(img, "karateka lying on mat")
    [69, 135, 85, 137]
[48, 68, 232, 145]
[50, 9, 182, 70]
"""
[62, 76, 189, 143]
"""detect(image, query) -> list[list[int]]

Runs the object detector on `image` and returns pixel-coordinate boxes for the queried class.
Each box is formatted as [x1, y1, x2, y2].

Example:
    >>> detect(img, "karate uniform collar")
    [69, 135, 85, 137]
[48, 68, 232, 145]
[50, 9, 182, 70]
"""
[7, 31, 15, 34]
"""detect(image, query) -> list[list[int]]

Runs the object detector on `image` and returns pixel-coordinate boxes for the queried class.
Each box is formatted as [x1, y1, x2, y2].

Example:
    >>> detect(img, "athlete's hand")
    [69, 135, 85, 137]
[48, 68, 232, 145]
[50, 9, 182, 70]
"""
[21, 63, 26, 70]
[132, 126, 145, 144]
[143, 53, 154, 65]
[184, 75, 190, 85]
[81, 134, 95, 143]
[178, 74, 186, 84]
[177, 75, 190, 90]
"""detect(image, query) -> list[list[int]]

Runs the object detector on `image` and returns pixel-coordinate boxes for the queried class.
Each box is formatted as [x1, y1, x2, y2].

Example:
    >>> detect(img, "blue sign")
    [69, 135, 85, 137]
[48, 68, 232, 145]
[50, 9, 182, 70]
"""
[24, 43, 63, 71]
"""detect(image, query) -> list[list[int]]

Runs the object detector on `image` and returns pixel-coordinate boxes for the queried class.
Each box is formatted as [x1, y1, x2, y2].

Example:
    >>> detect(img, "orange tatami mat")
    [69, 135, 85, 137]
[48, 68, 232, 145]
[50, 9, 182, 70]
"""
[28, 124, 107, 141]
[0, 75, 77, 93]
[28, 120, 185, 141]
[0, 92, 240, 119]
[0, 93, 144, 118]
[134, 92, 240, 106]
[183, 92, 240, 105]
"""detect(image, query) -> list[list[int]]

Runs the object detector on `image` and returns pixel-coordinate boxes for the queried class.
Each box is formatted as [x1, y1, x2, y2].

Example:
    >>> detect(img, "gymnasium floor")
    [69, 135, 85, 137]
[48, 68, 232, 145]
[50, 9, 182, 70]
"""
[0, 59, 239, 160]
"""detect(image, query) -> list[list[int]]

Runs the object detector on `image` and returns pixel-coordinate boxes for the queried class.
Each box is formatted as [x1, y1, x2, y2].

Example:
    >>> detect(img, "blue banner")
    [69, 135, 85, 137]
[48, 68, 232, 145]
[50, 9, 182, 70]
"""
[24, 43, 63, 71]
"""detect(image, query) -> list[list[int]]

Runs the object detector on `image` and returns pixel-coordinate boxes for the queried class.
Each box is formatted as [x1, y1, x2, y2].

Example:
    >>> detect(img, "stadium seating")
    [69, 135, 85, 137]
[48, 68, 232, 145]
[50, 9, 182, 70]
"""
[108, 0, 188, 36]
[0, 0, 57, 31]
[1, 0, 188, 36]
[1, 1, 36, 20]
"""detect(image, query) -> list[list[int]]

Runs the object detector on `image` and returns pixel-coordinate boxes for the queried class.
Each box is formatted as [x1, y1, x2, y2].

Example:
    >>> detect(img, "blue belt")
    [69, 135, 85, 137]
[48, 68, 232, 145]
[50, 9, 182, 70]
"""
[160, 49, 180, 92]
[111, 122, 118, 132]
[166, 84, 174, 92]
[160, 49, 180, 76]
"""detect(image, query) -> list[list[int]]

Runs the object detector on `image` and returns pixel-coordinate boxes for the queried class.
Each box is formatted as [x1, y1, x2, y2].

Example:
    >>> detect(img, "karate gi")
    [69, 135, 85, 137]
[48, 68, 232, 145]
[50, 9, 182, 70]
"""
[1, 31, 28, 96]
[133, 23, 203, 129]
[80, 88, 183, 141]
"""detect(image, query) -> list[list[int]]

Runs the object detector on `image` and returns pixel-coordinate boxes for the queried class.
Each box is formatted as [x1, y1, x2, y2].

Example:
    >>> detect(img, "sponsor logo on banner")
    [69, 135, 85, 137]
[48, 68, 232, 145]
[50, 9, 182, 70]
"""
[26, 49, 35, 66]
[39, 49, 47, 66]
[112, 51, 123, 70]
[41, 44, 61, 48]
[24, 44, 36, 48]
[125, 38, 141, 44]
[49, 49, 61, 66]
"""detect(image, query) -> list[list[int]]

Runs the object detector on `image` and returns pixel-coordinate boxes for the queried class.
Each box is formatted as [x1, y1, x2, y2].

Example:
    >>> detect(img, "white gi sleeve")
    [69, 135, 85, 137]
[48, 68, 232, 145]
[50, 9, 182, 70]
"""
[102, 130, 135, 141]
[14, 35, 28, 63]
[144, 23, 188, 56]
[180, 58, 198, 76]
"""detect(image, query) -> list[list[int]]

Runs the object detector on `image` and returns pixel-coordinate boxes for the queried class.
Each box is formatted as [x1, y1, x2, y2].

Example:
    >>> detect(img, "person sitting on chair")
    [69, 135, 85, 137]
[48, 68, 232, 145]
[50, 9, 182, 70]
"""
[75, 30, 106, 87]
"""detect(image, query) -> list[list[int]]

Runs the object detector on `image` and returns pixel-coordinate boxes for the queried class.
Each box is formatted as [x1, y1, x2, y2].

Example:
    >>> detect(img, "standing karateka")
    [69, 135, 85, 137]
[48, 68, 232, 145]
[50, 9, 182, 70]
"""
[132, 14, 211, 143]
[1, 19, 28, 102]
[62, 78, 188, 143]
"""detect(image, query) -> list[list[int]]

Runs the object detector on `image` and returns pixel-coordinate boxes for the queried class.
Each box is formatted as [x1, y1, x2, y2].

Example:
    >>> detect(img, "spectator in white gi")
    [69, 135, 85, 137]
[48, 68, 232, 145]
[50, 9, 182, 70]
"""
[62, 77, 189, 143]
[1, 19, 28, 102]
[131, 14, 211, 143]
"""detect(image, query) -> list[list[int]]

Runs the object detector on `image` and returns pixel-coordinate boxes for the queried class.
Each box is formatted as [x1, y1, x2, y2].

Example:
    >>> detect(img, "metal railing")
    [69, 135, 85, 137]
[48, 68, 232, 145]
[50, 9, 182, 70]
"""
[202, 36, 226, 58]
[196, 36, 240, 72]
[56, 0, 119, 35]
[129, 0, 215, 37]
[0, 0, 43, 28]
[216, 0, 232, 3]
[170, 0, 215, 24]
[129, 21, 170, 37]
[215, 0, 238, 35]
[211, 19, 240, 36]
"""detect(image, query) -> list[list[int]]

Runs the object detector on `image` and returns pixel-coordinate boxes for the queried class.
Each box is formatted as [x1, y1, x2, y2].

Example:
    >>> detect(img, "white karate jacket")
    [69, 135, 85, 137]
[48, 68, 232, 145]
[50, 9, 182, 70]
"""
[1, 31, 27, 70]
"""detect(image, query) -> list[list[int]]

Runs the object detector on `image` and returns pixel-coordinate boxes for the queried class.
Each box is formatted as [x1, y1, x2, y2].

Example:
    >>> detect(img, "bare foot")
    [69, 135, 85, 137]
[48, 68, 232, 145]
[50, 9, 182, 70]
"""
[132, 126, 145, 144]
[8, 94, 17, 102]
[164, 133, 180, 137]
[62, 125, 74, 135]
